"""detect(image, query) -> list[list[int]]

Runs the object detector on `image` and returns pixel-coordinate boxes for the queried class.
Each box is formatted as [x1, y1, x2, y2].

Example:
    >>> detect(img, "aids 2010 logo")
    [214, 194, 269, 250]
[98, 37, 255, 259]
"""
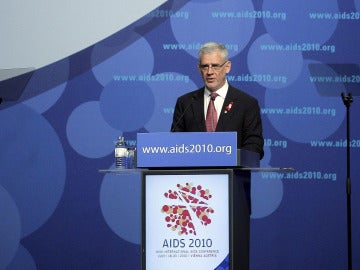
[161, 182, 214, 236]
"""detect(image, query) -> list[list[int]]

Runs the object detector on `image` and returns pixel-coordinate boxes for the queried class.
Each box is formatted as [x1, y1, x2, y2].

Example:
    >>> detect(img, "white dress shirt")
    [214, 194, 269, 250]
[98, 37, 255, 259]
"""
[204, 81, 229, 120]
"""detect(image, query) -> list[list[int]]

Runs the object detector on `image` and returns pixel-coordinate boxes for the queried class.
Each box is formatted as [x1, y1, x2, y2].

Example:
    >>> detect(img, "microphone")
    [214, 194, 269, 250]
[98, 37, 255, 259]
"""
[171, 95, 197, 132]
[341, 92, 353, 106]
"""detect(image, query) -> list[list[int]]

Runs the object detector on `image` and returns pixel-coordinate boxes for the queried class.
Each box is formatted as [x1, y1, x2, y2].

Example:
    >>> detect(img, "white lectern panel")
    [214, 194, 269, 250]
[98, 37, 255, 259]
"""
[142, 170, 232, 270]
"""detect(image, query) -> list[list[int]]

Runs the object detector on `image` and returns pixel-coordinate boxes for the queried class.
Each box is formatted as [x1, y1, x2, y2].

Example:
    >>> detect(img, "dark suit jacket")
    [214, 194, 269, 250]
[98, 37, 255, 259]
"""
[171, 85, 264, 159]
[172, 85, 263, 269]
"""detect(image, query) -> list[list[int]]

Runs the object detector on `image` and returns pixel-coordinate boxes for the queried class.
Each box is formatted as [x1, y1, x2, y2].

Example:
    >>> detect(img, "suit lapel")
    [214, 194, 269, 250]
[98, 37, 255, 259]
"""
[192, 89, 206, 131]
[216, 86, 238, 131]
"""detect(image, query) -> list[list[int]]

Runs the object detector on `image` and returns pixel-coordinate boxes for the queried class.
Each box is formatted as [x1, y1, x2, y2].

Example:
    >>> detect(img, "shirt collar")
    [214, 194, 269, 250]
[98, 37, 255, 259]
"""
[204, 80, 229, 99]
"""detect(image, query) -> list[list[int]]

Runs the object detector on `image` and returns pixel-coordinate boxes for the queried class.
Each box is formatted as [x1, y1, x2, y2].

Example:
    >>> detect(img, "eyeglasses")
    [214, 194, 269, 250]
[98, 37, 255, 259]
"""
[199, 60, 228, 71]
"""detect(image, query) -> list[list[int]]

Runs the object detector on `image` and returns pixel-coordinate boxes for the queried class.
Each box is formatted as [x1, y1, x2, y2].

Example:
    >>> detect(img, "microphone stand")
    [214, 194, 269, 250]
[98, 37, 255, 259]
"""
[341, 92, 353, 270]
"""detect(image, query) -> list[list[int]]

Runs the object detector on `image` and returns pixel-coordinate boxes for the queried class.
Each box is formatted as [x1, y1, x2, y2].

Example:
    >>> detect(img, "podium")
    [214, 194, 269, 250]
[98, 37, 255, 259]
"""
[138, 132, 260, 270]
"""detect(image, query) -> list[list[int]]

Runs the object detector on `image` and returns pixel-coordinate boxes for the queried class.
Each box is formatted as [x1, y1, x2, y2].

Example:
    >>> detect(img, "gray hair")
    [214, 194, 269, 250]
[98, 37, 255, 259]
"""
[198, 42, 228, 62]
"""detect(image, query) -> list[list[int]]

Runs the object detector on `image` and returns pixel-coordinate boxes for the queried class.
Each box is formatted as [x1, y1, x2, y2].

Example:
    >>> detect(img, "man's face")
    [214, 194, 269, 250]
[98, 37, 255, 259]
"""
[198, 51, 231, 92]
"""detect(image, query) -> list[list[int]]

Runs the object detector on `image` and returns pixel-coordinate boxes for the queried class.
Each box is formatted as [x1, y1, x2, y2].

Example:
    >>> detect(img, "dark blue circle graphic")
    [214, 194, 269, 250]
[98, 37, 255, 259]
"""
[250, 147, 284, 219]
[145, 72, 198, 132]
[92, 36, 154, 87]
[23, 82, 67, 114]
[66, 101, 120, 158]
[248, 34, 303, 89]
[99, 80, 155, 131]
[5, 245, 36, 270]
[262, 0, 338, 44]
[100, 171, 141, 245]
[265, 60, 346, 143]
[251, 172, 283, 219]
[0, 104, 66, 237]
[171, 0, 255, 58]
[0, 185, 21, 269]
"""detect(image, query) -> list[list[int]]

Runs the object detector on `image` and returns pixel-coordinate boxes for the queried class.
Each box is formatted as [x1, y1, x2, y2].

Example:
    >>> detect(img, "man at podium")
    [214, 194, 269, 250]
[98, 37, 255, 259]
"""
[171, 41, 264, 159]
[171, 42, 264, 270]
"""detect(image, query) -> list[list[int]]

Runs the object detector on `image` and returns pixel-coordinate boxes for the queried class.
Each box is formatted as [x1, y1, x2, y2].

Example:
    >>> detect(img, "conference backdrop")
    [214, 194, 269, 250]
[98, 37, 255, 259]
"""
[1, 0, 359, 269]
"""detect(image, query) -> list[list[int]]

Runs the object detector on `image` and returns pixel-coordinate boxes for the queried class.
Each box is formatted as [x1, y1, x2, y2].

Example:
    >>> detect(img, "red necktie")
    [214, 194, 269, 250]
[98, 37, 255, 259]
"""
[206, 93, 218, 132]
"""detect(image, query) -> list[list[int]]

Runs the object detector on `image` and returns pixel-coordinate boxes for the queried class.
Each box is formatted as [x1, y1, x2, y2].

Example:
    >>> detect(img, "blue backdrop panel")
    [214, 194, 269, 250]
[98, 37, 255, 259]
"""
[0, 0, 359, 269]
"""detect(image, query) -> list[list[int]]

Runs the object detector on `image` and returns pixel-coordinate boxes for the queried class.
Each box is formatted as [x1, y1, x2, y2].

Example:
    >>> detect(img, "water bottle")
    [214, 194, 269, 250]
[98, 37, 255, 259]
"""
[115, 136, 128, 169]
